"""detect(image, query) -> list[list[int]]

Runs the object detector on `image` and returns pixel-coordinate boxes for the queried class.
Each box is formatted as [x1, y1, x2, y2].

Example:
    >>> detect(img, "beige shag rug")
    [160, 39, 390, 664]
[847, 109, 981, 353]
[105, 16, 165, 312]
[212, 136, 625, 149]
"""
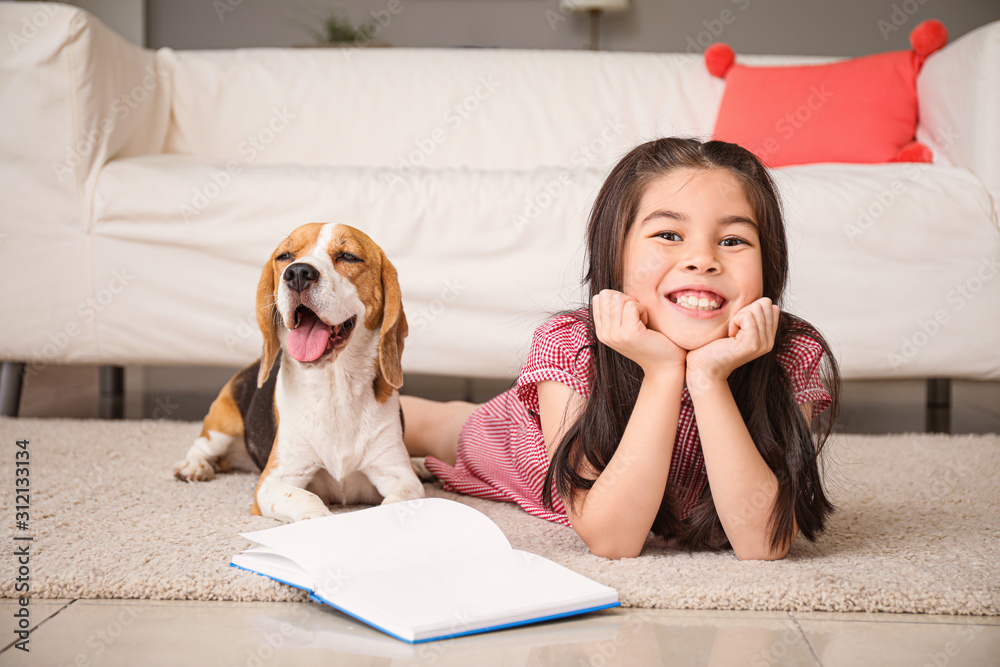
[0, 417, 997, 615]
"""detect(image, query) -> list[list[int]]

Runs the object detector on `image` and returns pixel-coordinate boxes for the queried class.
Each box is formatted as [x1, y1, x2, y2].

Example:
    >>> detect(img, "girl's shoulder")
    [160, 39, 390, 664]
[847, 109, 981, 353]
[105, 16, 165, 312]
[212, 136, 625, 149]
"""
[517, 308, 594, 403]
[775, 329, 826, 368]
[529, 307, 593, 368]
[774, 325, 833, 414]
[531, 308, 594, 367]
[532, 307, 591, 345]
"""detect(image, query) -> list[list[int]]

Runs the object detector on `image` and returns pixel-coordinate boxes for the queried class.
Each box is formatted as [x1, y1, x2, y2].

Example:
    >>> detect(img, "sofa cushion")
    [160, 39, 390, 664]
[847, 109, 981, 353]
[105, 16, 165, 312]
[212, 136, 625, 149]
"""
[90, 155, 603, 375]
[90, 155, 1000, 379]
[157, 48, 851, 174]
[772, 162, 999, 378]
[917, 19, 1000, 204]
[157, 47, 717, 172]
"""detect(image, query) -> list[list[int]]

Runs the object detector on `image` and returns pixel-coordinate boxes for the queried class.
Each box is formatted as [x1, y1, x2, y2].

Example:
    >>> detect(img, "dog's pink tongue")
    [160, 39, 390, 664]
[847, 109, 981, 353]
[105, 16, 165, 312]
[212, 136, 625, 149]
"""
[287, 310, 332, 362]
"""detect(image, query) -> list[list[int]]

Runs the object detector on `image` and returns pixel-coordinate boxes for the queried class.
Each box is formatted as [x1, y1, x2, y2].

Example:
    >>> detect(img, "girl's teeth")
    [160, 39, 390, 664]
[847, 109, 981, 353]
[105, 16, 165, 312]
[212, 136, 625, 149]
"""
[675, 295, 720, 311]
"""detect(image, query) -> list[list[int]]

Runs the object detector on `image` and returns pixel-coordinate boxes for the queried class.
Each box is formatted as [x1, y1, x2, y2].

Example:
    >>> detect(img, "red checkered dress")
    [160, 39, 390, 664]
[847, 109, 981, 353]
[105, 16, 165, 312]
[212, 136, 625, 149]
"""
[424, 309, 832, 529]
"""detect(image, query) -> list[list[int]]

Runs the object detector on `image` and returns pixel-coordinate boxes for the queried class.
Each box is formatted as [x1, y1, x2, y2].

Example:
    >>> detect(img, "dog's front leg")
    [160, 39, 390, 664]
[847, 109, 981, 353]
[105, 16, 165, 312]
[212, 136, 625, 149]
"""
[174, 430, 237, 482]
[362, 439, 427, 505]
[254, 459, 331, 522]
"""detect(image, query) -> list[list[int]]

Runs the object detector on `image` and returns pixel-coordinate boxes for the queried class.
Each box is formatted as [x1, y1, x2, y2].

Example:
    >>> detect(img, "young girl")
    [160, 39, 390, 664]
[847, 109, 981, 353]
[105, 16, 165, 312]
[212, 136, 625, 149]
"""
[401, 137, 840, 561]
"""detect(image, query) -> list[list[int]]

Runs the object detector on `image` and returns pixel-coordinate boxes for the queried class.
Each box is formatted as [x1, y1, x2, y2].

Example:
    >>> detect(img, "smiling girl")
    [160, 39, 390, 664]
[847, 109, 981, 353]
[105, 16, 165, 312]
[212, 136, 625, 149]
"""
[401, 137, 840, 561]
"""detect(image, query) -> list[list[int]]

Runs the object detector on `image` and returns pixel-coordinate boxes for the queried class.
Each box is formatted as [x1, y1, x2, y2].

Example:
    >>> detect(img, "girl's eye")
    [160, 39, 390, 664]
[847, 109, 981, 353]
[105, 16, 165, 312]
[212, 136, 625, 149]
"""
[338, 252, 362, 263]
[720, 237, 748, 247]
[656, 231, 681, 242]
[275, 252, 294, 262]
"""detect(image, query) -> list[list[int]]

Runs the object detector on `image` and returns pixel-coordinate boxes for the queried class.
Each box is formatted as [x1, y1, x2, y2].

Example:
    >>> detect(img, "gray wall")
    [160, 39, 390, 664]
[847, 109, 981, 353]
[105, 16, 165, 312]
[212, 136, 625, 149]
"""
[65, 0, 145, 45]
[146, 0, 1000, 56]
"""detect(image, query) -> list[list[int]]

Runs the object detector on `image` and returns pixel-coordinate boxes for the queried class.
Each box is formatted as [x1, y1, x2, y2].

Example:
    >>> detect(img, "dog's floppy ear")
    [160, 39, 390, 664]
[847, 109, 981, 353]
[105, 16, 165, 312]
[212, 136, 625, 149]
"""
[378, 252, 407, 389]
[256, 258, 281, 388]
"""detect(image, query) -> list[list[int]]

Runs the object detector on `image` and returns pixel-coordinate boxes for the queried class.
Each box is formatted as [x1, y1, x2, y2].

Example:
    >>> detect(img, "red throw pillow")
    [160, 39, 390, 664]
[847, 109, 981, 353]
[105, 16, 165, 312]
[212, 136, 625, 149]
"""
[706, 19, 947, 167]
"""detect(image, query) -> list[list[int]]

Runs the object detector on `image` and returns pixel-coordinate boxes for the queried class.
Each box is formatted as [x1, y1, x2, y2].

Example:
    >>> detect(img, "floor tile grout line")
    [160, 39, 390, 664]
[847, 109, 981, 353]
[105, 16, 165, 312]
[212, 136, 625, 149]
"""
[0, 598, 77, 655]
[788, 611, 824, 667]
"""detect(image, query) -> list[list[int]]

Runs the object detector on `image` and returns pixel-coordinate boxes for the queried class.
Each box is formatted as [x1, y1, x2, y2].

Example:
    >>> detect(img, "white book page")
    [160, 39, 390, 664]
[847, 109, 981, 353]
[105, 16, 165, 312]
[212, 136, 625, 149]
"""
[318, 549, 619, 642]
[230, 547, 313, 591]
[238, 498, 511, 585]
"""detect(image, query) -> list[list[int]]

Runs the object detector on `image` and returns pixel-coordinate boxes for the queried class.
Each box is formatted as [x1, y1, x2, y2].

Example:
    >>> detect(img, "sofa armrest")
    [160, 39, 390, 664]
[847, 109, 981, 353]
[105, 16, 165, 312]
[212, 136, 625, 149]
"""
[0, 2, 169, 232]
[0, 3, 170, 366]
[917, 20, 1000, 206]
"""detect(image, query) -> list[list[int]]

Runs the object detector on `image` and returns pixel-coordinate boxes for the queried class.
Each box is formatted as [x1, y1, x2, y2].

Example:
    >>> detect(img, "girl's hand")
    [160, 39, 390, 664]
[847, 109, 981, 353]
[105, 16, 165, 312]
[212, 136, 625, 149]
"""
[592, 290, 687, 374]
[686, 297, 780, 391]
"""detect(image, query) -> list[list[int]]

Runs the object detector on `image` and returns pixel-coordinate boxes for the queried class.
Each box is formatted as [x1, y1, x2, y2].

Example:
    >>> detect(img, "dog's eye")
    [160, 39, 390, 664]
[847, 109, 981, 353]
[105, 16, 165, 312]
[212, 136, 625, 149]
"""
[337, 252, 362, 263]
[275, 252, 294, 262]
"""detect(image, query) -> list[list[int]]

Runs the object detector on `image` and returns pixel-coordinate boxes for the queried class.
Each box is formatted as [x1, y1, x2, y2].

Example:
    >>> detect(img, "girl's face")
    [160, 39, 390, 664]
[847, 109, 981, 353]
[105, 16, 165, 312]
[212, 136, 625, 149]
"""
[622, 167, 764, 351]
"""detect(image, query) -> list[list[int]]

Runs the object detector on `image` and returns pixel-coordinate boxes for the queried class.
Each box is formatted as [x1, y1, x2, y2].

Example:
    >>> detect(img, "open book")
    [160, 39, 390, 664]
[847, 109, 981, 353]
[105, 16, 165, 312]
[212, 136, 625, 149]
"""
[231, 497, 619, 643]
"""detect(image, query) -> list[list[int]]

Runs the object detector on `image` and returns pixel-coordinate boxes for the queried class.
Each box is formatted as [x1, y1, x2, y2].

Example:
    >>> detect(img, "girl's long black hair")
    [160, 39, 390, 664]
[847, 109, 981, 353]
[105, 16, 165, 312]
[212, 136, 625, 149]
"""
[541, 137, 840, 553]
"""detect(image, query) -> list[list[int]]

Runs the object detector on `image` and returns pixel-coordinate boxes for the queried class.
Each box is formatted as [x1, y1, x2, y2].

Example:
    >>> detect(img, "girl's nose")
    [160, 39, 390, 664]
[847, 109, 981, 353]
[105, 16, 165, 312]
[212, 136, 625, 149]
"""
[683, 244, 721, 274]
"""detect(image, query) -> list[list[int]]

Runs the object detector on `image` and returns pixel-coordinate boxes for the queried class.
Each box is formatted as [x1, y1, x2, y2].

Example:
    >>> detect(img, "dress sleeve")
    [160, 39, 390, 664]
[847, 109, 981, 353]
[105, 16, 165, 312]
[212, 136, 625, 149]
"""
[776, 333, 833, 421]
[515, 312, 592, 415]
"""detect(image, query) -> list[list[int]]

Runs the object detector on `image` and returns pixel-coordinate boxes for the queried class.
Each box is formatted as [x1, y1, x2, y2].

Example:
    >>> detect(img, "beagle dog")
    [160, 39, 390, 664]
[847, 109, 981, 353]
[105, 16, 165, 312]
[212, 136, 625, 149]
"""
[173, 223, 425, 521]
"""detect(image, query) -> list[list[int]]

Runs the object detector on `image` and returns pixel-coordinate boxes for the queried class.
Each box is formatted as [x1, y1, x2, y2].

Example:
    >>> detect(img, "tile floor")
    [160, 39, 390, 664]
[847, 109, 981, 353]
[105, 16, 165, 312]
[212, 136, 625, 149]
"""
[3, 365, 999, 665]
[1, 600, 998, 666]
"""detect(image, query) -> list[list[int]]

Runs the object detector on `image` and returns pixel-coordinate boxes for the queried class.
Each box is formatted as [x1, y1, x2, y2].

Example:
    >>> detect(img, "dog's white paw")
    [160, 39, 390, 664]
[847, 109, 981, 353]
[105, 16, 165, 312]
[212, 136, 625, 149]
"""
[380, 486, 425, 505]
[173, 456, 215, 482]
[295, 507, 332, 521]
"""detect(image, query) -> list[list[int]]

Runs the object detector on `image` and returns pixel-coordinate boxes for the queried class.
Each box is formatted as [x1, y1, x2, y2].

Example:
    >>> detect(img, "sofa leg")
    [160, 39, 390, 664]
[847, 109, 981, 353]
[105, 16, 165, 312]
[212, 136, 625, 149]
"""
[926, 378, 951, 434]
[0, 362, 26, 417]
[99, 365, 125, 420]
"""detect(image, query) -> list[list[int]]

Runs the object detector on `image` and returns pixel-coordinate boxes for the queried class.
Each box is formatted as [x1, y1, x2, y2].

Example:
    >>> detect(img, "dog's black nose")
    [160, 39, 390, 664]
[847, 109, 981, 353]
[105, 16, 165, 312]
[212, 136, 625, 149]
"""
[283, 263, 320, 293]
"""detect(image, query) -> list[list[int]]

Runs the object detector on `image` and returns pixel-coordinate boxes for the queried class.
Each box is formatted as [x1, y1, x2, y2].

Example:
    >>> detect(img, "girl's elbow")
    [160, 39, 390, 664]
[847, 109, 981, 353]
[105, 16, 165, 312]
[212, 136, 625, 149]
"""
[568, 503, 652, 559]
[732, 522, 797, 561]
[575, 526, 642, 559]
[735, 549, 787, 562]
[733, 541, 791, 561]
[589, 540, 642, 560]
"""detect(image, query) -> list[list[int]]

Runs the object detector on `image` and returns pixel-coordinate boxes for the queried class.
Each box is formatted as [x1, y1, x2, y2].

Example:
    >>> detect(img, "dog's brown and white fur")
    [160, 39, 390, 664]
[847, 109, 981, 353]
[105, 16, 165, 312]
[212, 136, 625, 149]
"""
[173, 223, 425, 521]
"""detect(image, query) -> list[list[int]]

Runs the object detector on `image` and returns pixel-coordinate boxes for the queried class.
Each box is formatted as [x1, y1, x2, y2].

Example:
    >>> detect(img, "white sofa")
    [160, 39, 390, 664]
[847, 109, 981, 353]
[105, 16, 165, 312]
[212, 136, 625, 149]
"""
[1, 3, 999, 390]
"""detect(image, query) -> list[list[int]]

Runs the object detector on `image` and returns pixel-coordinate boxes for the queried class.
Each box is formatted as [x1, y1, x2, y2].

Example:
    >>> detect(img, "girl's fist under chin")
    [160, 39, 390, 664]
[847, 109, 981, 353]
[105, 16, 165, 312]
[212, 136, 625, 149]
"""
[685, 297, 780, 385]
[592, 290, 686, 373]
